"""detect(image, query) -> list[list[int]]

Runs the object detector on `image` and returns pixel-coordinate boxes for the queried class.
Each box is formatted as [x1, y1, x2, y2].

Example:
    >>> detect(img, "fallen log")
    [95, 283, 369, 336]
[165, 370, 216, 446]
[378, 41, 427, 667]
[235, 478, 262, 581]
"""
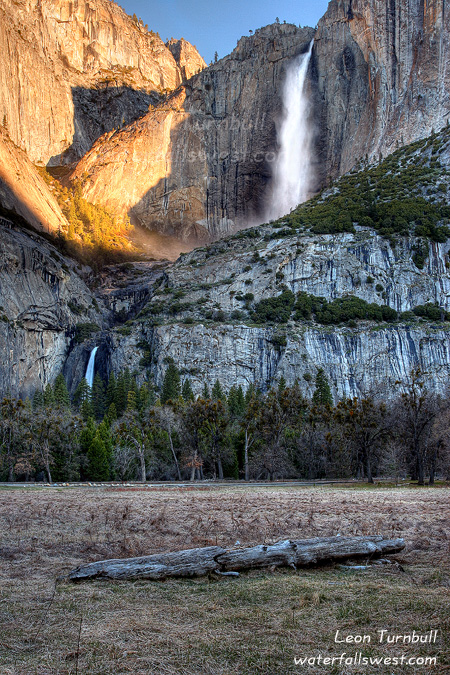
[66, 535, 405, 582]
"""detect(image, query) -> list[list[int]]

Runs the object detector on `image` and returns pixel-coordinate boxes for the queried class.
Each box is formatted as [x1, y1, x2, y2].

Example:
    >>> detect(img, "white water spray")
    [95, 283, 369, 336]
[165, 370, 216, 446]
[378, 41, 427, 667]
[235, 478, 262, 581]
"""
[267, 40, 314, 220]
[85, 346, 98, 389]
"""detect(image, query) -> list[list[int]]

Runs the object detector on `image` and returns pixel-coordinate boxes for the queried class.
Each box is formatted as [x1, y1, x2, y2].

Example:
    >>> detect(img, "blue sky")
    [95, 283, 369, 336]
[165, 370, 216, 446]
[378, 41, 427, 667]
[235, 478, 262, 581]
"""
[118, 0, 330, 63]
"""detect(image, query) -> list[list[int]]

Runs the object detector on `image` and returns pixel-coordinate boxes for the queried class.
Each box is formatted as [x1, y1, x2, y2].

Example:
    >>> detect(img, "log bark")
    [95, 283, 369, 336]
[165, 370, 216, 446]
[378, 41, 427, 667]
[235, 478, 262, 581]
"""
[67, 536, 405, 582]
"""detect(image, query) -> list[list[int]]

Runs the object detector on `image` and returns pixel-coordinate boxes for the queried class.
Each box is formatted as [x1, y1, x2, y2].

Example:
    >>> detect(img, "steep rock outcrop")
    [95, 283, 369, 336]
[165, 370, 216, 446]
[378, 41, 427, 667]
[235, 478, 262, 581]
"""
[105, 129, 450, 400]
[0, 222, 108, 398]
[166, 38, 207, 80]
[164, 230, 450, 315]
[314, 0, 450, 179]
[72, 24, 316, 241]
[0, 129, 68, 235]
[0, 0, 204, 165]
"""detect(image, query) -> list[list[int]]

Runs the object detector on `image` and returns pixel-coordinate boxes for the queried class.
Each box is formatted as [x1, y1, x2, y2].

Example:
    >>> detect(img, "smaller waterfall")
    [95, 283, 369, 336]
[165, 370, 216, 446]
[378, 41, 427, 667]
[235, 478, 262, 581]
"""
[85, 347, 98, 389]
[267, 40, 314, 221]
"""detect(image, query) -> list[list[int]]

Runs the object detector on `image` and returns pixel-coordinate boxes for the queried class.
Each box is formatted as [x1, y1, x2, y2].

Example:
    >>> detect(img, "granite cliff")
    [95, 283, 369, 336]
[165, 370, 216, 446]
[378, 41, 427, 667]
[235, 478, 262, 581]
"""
[2, 1, 450, 403]
[0, 0, 205, 166]
[71, 24, 316, 241]
[314, 0, 450, 180]
[2, 129, 450, 401]
[108, 226, 450, 400]
[72, 0, 450, 242]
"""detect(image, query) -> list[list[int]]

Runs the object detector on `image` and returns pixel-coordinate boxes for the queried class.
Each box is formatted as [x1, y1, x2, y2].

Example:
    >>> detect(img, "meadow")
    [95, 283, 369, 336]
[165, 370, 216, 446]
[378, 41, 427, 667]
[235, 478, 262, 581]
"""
[0, 484, 448, 674]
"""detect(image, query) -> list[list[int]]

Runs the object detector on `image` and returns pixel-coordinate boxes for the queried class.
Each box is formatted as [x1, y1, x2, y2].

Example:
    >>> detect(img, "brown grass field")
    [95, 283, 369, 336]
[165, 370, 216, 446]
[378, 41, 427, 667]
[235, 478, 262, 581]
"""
[0, 483, 449, 674]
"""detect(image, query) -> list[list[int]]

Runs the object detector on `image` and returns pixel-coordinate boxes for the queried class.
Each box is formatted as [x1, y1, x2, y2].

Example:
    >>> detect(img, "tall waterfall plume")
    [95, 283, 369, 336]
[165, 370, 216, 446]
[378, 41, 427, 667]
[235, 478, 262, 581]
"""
[85, 346, 98, 389]
[267, 40, 314, 221]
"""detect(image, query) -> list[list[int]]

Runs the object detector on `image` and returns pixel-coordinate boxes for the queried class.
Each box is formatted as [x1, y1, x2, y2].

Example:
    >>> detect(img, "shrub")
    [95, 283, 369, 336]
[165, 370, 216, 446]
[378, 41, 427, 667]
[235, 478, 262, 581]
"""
[270, 334, 287, 349]
[74, 322, 101, 343]
[413, 303, 448, 321]
[293, 292, 398, 325]
[399, 311, 416, 321]
[253, 290, 295, 324]
[116, 325, 132, 336]
[68, 300, 84, 315]
[412, 241, 430, 269]
[214, 310, 226, 322]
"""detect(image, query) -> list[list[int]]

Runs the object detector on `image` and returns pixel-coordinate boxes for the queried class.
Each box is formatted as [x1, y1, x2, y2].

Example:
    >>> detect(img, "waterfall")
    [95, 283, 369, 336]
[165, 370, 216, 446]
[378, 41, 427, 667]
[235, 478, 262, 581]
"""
[267, 40, 314, 221]
[85, 346, 98, 389]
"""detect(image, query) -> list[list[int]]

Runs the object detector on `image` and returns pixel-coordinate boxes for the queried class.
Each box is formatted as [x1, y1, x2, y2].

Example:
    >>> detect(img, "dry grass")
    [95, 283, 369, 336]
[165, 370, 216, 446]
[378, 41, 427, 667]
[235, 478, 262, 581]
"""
[0, 484, 449, 674]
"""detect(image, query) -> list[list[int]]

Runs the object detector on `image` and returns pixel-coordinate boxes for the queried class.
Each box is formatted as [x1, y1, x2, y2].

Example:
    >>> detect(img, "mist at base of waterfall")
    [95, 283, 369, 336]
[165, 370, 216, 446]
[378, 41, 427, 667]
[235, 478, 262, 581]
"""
[266, 41, 314, 221]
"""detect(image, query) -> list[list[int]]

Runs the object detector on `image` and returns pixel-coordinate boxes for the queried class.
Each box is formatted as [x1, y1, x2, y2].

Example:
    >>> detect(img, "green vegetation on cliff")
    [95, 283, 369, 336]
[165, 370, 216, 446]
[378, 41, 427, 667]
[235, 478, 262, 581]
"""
[279, 127, 450, 242]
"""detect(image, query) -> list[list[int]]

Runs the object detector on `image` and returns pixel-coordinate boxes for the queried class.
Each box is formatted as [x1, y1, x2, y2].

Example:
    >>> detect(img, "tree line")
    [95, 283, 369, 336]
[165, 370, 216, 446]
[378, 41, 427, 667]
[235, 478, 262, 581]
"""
[0, 365, 448, 485]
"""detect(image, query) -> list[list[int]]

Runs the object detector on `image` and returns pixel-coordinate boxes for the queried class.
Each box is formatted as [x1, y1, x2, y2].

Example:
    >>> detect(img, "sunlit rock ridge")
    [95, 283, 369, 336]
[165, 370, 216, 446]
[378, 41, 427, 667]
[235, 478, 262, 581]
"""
[0, 0, 205, 166]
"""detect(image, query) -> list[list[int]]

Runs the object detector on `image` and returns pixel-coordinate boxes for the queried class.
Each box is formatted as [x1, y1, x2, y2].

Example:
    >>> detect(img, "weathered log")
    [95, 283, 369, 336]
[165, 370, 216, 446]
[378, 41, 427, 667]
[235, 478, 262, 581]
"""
[66, 536, 405, 582]
[67, 546, 226, 582]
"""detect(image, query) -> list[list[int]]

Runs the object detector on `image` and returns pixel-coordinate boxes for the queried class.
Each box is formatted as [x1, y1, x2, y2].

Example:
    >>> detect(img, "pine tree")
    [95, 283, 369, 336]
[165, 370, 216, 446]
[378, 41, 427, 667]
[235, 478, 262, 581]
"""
[33, 390, 44, 409]
[54, 374, 70, 408]
[115, 372, 127, 415]
[202, 383, 210, 399]
[86, 435, 109, 481]
[212, 379, 225, 401]
[127, 390, 137, 410]
[277, 376, 287, 394]
[182, 378, 194, 402]
[92, 373, 106, 420]
[97, 420, 113, 475]
[105, 373, 116, 409]
[312, 369, 333, 407]
[80, 417, 96, 456]
[105, 402, 117, 423]
[161, 361, 181, 403]
[43, 383, 54, 407]
[131, 378, 139, 407]
[228, 385, 245, 417]
[138, 382, 155, 410]
[81, 396, 94, 422]
[245, 382, 256, 406]
[73, 378, 90, 410]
